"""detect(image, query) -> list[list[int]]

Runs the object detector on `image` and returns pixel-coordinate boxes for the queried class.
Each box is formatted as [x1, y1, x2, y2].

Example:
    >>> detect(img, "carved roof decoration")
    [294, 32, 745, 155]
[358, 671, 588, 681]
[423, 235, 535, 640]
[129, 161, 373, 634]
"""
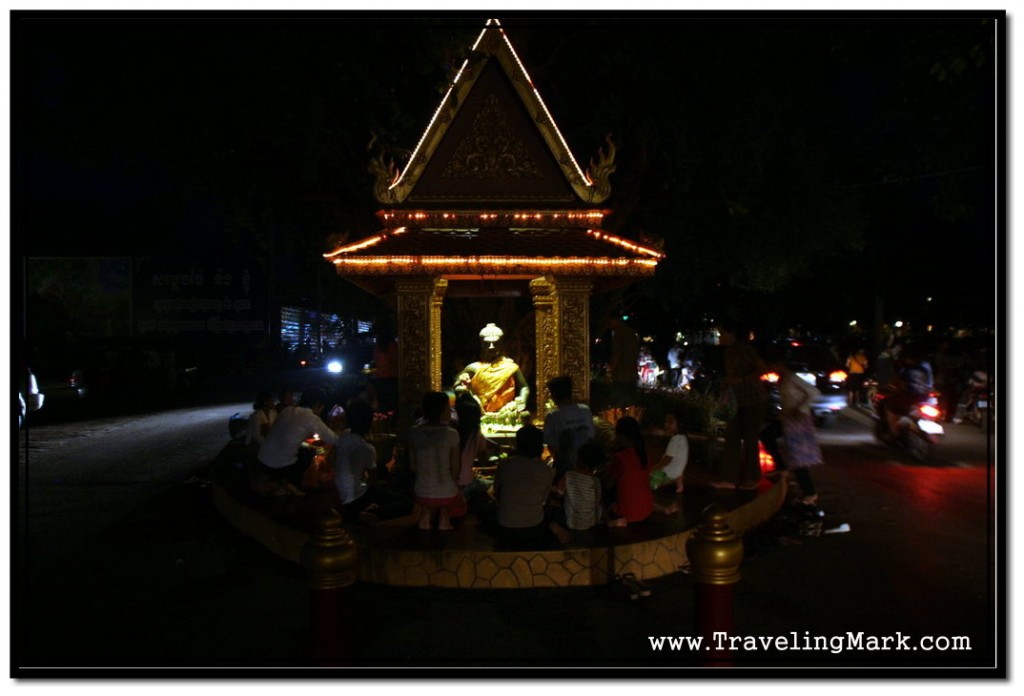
[369, 18, 615, 207]
[334, 18, 664, 296]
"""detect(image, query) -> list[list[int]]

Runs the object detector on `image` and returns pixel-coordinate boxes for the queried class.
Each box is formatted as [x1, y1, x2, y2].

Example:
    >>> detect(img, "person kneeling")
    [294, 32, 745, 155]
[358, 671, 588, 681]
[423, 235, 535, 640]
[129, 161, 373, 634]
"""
[492, 425, 557, 545]
[606, 416, 678, 527]
[333, 398, 413, 525]
[409, 391, 465, 531]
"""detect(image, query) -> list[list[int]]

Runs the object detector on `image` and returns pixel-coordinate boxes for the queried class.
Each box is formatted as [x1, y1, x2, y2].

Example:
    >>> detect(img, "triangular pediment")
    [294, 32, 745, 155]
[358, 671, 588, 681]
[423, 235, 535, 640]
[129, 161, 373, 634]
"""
[370, 19, 614, 207]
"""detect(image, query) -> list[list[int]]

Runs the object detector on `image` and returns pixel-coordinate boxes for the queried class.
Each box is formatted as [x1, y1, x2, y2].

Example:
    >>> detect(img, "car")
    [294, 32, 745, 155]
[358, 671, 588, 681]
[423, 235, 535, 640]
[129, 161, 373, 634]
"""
[757, 340, 848, 426]
[32, 362, 88, 408]
[18, 366, 44, 428]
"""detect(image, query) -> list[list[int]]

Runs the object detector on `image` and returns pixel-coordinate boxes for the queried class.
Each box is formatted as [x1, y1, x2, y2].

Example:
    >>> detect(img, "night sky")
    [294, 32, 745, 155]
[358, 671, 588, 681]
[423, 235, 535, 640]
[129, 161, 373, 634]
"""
[9, 10, 1003, 343]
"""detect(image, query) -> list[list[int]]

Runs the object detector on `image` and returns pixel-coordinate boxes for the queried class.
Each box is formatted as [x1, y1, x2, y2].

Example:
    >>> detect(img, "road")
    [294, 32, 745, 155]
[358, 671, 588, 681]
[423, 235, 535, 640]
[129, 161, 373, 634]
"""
[8, 403, 1001, 675]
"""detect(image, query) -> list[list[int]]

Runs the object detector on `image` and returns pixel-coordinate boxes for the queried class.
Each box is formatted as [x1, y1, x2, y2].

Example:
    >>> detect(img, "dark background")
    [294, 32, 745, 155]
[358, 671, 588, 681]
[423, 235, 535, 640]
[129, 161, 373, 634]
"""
[10, 11, 1001, 367]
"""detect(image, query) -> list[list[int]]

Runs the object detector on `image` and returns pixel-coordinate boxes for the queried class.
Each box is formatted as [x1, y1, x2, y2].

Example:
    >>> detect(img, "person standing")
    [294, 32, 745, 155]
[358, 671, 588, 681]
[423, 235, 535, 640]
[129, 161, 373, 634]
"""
[543, 376, 596, 481]
[666, 342, 684, 389]
[766, 353, 823, 505]
[711, 322, 769, 491]
[846, 349, 869, 407]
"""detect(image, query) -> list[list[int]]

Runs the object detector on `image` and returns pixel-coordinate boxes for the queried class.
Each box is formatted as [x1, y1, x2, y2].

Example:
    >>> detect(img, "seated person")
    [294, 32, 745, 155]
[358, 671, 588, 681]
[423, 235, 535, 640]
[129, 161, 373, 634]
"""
[543, 375, 596, 480]
[549, 439, 605, 543]
[490, 425, 556, 543]
[246, 390, 277, 453]
[256, 386, 338, 497]
[333, 398, 412, 524]
[607, 416, 677, 527]
[649, 411, 689, 495]
[408, 391, 464, 531]
[453, 323, 530, 416]
[242, 389, 278, 492]
[275, 387, 297, 412]
[454, 392, 491, 506]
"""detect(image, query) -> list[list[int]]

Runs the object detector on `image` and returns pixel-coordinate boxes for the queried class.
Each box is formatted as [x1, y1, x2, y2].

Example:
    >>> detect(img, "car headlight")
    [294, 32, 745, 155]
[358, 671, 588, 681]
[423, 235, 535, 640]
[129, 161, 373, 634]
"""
[829, 370, 847, 384]
[326, 360, 343, 374]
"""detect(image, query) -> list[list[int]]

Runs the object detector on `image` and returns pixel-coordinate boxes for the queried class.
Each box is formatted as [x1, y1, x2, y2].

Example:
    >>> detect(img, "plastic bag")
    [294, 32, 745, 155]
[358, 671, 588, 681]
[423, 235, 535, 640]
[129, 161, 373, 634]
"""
[649, 470, 669, 490]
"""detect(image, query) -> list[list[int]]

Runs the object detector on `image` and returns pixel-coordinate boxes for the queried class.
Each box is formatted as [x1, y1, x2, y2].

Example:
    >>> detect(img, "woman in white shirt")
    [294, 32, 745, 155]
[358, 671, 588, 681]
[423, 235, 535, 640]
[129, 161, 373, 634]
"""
[257, 386, 338, 496]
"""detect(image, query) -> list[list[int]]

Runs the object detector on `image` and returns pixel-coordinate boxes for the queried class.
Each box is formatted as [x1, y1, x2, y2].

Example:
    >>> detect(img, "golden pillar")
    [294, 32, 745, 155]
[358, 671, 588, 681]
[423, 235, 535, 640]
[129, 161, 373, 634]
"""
[300, 508, 359, 664]
[686, 503, 743, 586]
[555, 278, 593, 408]
[530, 277, 592, 421]
[395, 277, 447, 427]
[686, 503, 744, 666]
[530, 278, 557, 422]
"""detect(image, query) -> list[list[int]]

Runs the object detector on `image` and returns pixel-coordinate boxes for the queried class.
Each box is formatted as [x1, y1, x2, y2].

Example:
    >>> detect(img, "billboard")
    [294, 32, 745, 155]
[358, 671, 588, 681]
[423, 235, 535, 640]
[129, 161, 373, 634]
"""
[134, 258, 266, 336]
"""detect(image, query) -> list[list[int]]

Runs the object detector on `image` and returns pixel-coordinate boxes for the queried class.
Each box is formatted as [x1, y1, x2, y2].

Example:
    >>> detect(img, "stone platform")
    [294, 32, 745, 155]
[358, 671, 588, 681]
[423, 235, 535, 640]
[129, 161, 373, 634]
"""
[212, 441, 788, 590]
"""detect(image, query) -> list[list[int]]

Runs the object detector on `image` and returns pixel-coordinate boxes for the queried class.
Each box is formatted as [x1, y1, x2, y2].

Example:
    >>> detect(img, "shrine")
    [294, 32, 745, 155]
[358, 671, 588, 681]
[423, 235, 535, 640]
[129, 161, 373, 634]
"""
[212, 18, 788, 593]
[324, 18, 665, 432]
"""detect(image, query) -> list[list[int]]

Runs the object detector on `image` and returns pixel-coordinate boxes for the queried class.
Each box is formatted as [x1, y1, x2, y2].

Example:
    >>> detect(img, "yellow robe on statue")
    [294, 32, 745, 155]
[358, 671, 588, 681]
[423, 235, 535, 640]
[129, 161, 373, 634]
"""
[469, 357, 521, 413]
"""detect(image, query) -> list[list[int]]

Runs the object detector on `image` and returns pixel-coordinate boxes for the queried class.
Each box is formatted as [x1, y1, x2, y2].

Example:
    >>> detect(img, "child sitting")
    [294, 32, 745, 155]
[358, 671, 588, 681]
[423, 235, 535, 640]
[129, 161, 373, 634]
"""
[651, 411, 689, 494]
[549, 439, 605, 543]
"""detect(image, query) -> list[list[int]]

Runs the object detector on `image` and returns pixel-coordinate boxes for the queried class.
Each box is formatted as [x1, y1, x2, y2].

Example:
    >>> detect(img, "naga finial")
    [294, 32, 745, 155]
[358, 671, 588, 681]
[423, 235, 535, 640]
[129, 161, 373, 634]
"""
[367, 132, 401, 204]
[585, 133, 617, 203]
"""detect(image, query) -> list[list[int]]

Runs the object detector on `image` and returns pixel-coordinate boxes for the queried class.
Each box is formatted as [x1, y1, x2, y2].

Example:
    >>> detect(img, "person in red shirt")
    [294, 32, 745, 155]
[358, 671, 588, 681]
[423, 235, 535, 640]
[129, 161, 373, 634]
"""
[607, 416, 654, 526]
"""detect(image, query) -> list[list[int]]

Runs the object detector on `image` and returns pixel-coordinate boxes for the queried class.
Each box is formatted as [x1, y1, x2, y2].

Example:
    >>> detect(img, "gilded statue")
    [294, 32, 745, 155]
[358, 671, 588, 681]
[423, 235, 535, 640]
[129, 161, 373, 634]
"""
[453, 323, 530, 416]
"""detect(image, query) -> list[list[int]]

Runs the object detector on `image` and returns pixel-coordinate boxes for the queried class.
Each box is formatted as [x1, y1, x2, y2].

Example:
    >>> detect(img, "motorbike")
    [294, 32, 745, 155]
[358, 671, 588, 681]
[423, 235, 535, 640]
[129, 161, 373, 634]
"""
[955, 370, 991, 431]
[872, 385, 945, 462]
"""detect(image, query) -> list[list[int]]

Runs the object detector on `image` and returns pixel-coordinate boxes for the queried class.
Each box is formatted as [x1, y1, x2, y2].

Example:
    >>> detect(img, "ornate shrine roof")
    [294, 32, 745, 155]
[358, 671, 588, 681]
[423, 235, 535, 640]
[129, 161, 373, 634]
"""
[329, 18, 665, 295]
[328, 225, 660, 270]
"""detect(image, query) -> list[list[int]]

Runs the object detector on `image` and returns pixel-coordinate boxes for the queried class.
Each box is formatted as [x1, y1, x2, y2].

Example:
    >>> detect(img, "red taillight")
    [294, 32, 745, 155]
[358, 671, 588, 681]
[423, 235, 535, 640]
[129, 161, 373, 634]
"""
[919, 404, 941, 419]
[761, 372, 780, 383]
[758, 442, 775, 473]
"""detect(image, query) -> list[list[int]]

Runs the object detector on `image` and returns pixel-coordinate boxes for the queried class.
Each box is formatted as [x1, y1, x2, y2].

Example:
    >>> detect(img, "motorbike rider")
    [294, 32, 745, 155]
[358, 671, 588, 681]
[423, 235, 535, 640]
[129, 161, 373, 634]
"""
[880, 348, 932, 434]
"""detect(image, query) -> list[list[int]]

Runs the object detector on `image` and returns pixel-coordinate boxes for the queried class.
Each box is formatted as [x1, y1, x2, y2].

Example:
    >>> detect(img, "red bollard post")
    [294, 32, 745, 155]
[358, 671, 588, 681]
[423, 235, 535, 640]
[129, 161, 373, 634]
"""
[686, 503, 744, 666]
[300, 508, 359, 666]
